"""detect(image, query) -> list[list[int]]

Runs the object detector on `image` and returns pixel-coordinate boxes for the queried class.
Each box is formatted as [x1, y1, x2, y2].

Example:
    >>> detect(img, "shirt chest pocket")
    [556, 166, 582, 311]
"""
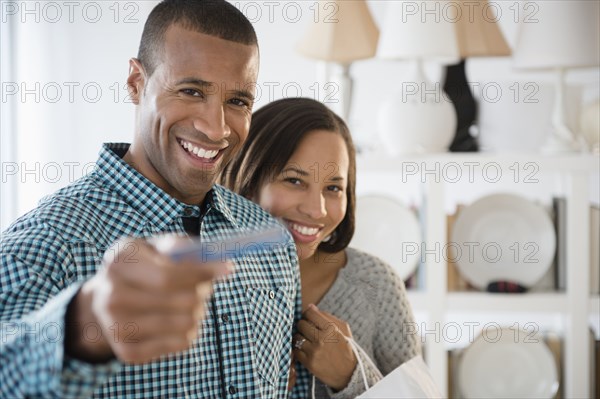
[246, 286, 294, 386]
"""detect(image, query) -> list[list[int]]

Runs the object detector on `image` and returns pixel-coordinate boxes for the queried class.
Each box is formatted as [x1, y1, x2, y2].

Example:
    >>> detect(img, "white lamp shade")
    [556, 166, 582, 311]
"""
[377, 0, 459, 63]
[513, 0, 600, 69]
[296, 0, 379, 63]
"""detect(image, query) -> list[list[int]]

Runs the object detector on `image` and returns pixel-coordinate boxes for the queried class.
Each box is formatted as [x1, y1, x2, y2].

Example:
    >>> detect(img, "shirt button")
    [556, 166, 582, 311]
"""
[269, 290, 275, 299]
[228, 385, 237, 395]
[221, 314, 229, 323]
[183, 207, 194, 216]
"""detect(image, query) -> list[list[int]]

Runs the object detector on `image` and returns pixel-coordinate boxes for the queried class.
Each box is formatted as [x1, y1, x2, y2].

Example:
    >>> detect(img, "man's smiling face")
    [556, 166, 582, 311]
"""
[127, 24, 259, 204]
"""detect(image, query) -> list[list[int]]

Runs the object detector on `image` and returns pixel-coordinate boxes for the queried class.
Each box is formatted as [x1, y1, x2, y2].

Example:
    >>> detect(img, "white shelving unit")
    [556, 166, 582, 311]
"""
[356, 153, 599, 398]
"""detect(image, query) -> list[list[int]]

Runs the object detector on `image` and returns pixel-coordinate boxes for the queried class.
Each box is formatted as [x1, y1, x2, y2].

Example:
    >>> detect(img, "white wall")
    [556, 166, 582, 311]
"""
[1, 0, 599, 230]
[1, 1, 156, 229]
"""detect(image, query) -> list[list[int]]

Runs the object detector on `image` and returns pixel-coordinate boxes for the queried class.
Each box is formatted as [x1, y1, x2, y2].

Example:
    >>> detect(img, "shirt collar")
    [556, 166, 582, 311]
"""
[93, 143, 237, 230]
[210, 184, 239, 228]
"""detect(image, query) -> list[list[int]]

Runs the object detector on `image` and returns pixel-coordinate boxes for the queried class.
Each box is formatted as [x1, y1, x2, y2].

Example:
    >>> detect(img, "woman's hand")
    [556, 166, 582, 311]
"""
[293, 304, 357, 391]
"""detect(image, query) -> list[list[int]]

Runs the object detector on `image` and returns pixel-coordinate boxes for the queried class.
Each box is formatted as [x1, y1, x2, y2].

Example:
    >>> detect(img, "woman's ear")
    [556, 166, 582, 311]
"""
[127, 58, 146, 105]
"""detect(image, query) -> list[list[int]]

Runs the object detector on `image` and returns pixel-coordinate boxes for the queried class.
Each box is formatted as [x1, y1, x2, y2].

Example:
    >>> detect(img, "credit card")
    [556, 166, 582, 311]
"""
[168, 226, 290, 262]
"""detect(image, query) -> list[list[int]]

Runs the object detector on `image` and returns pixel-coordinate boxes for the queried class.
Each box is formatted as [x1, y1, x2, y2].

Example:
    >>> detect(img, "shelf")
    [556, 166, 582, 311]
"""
[446, 292, 568, 313]
[357, 152, 600, 174]
[408, 291, 569, 313]
[358, 151, 597, 397]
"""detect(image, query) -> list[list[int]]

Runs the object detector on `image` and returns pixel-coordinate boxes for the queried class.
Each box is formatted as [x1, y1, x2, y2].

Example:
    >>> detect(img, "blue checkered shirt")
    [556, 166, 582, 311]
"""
[0, 143, 311, 398]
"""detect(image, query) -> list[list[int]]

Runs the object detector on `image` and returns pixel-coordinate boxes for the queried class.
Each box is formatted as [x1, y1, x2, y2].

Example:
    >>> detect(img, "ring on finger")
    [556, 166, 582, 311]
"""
[294, 337, 307, 350]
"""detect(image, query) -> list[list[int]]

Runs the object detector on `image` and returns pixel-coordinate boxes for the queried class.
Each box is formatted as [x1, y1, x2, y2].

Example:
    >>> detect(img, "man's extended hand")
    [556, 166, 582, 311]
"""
[65, 236, 233, 364]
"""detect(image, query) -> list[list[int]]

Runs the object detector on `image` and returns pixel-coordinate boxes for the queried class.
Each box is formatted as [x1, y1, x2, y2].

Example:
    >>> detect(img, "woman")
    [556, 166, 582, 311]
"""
[221, 98, 421, 398]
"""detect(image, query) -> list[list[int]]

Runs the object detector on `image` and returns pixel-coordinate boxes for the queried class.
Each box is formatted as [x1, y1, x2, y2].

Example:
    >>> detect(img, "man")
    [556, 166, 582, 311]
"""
[0, 1, 305, 397]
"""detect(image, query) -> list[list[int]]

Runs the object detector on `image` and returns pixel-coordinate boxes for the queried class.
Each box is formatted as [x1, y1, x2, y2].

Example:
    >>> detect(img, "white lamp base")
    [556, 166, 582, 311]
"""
[541, 68, 580, 154]
[378, 60, 456, 155]
[580, 99, 600, 153]
[333, 64, 353, 122]
[541, 130, 580, 154]
[379, 97, 456, 155]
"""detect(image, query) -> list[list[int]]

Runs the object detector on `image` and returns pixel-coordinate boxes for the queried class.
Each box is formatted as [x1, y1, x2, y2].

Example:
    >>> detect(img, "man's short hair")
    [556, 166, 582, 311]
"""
[138, 0, 258, 77]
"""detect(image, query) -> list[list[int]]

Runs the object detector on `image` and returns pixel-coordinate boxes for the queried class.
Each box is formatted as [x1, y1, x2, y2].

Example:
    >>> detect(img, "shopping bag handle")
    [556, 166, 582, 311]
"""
[310, 337, 383, 398]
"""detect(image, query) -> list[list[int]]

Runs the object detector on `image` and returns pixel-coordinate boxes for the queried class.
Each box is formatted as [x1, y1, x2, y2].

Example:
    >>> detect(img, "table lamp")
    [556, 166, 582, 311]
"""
[377, 0, 460, 154]
[296, 0, 379, 121]
[513, 0, 600, 153]
[444, 0, 511, 152]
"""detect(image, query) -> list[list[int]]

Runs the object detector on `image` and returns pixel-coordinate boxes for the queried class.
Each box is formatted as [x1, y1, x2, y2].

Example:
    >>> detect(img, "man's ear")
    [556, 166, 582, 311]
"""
[127, 58, 146, 105]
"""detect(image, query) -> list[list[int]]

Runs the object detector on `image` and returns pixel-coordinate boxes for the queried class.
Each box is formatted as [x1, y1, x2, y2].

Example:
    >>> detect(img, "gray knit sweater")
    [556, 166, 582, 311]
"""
[312, 247, 421, 398]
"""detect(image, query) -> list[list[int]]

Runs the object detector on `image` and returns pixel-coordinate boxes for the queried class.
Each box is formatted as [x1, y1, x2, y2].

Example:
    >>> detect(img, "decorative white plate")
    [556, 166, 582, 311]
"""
[458, 328, 559, 398]
[451, 193, 556, 289]
[350, 195, 421, 280]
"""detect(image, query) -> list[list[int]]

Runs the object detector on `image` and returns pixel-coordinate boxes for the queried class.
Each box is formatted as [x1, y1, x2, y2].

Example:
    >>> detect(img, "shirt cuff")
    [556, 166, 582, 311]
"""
[25, 282, 122, 398]
[61, 355, 121, 397]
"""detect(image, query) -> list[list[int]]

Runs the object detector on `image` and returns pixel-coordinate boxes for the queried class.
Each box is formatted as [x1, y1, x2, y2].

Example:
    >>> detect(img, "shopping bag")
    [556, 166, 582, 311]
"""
[307, 337, 442, 399]
[357, 355, 443, 398]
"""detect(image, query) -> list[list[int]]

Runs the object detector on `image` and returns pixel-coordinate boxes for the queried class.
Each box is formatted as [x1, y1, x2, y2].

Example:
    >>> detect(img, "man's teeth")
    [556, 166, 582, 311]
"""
[180, 140, 219, 159]
[289, 223, 319, 236]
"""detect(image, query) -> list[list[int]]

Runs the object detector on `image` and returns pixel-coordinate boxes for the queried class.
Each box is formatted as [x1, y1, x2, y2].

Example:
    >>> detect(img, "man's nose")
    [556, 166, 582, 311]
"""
[192, 102, 230, 142]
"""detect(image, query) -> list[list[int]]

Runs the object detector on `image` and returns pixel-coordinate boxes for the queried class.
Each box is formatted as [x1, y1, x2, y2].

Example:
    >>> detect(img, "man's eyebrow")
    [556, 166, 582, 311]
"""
[281, 166, 309, 177]
[175, 77, 213, 87]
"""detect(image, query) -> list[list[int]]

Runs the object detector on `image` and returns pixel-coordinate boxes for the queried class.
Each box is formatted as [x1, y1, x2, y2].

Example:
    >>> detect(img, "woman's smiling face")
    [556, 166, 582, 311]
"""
[257, 130, 349, 260]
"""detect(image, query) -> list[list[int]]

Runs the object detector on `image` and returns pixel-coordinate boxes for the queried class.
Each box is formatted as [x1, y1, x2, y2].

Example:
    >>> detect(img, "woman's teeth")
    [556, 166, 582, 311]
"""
[289, 222, 319, 236]
[180, 140, 219, 159]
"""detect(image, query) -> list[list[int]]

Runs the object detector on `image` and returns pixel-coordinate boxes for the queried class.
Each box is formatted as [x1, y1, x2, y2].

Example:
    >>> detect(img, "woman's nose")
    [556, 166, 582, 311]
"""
[299, 191, 327, 219]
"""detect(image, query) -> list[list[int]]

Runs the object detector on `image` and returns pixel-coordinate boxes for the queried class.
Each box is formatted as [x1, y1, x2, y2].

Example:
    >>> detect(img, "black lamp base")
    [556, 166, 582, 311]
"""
[443, 59, 479, 152]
